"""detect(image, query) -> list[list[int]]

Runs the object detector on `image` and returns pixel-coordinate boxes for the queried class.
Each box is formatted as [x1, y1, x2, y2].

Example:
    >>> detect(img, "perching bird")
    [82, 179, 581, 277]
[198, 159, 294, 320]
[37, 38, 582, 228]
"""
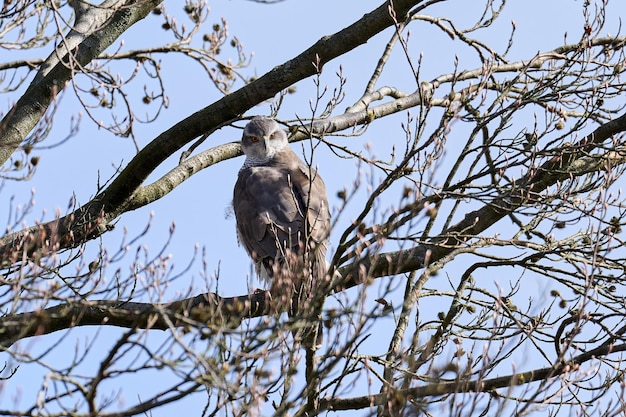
[233, 116, 330, 349]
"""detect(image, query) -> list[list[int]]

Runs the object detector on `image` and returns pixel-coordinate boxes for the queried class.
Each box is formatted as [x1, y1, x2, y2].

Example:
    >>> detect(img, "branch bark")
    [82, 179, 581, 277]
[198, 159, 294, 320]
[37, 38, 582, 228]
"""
[3, 111, 626, 347]
[0, 0, 421, 266]
[318, 341, 626, 412]
[0, 0, 163, 165]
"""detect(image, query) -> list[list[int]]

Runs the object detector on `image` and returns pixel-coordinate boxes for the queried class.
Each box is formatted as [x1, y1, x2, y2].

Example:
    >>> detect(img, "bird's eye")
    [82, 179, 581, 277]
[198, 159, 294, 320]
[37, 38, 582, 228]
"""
[250, 136, 259, 143]
[269, 133, 275, 139]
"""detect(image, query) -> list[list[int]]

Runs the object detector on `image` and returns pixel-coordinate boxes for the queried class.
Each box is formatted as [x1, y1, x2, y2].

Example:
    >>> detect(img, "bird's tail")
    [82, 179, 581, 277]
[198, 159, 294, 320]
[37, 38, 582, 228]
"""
[291, 243, 327, 350]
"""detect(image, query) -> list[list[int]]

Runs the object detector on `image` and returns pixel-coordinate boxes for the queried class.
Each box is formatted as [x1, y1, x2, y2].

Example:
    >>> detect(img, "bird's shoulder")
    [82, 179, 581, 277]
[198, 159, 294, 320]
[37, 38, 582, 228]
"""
[236, 148, 315, 186]
[234, 152, 301, 215]
[233, 147, 330, 249]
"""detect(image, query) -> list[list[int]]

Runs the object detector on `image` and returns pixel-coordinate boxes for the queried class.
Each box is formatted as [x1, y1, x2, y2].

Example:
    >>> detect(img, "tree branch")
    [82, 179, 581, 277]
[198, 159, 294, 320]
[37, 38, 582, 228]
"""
[0, 0, 163, 165]
[2, 109, 626, 346]
[0, 0, 421, 265]
[318, 341, 626, 412]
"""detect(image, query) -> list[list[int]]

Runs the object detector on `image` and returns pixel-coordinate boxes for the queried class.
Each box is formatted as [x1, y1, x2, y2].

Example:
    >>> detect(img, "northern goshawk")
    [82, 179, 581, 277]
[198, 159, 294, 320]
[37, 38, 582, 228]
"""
[233, 116, 330, 348]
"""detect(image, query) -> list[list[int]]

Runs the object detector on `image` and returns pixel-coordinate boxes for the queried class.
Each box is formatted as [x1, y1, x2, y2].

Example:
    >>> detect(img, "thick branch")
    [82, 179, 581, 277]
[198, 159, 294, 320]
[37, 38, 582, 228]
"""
[1, 112, 626, 346]
[5, 285, 625, 411]
[93, 0, 419, 212]
[0, 292, 259, 348]
[319, 341, 626, 411]
[0, 0, 163, 165]
[0, 0, 420, 265]
[346, 111, 626, 281]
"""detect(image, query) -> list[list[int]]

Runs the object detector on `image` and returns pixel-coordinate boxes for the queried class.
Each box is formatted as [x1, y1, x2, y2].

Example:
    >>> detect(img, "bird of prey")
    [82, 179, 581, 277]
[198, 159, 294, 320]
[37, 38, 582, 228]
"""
[233, 116, 330, 348]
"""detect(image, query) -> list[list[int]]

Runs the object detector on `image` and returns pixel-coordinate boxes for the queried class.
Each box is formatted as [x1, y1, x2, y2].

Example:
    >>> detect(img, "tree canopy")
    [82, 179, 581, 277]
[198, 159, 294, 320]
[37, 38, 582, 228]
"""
[2, 0, 626, 416]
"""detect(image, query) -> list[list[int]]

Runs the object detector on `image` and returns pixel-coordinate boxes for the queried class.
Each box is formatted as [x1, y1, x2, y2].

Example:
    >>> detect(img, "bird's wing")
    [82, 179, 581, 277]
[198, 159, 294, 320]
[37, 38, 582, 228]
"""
[234, 164, 305, 262]
[289, 157, 331, 248]
[233, 149, 330, 263]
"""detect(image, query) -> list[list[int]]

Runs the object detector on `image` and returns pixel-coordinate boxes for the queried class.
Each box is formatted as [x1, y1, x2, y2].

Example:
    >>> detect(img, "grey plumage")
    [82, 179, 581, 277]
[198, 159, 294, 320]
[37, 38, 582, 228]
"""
[233, 117, 330, 348]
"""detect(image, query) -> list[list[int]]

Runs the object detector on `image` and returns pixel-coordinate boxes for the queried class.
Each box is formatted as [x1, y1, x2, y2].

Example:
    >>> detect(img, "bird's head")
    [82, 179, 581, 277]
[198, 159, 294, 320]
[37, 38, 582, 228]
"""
[240, 117, 289, 164]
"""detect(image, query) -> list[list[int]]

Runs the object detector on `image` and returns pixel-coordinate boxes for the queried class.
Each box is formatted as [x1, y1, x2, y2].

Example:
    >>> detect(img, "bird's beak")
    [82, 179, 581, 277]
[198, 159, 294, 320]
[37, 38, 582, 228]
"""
[261, 136, 271, 150]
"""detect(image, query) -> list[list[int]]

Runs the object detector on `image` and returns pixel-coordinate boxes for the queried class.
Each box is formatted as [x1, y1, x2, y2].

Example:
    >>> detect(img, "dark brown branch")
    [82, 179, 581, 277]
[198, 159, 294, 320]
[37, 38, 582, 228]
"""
[91, 0, 419, 212]
[0, 291, 267, 348]
[2, 111, 626, 347]
[337, 111, 626, 285]
[0, 244, 420, 347]
[319, 341, 626, 412]
[0, 0, 421, 266]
